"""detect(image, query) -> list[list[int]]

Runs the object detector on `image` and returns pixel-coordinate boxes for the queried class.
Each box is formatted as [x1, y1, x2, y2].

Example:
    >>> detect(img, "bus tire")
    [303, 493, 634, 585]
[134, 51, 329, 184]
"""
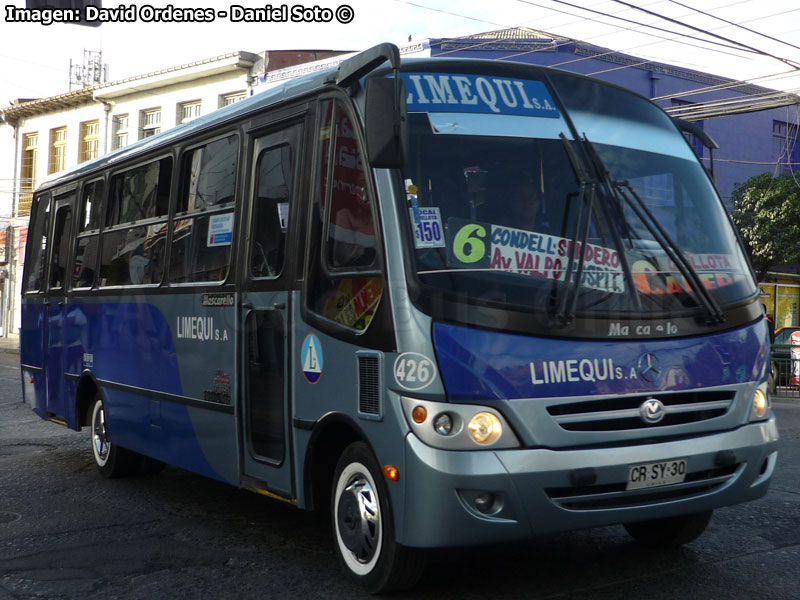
[332, 442, 425, 593]
[89, 394, 140, 479]
[624, 510, 712, 548]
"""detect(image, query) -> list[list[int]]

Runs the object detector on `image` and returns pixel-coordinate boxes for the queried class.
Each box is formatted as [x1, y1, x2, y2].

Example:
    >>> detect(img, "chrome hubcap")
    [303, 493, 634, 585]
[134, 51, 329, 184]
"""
[337, 476, 380, 563]
[93, 404, 110, 462]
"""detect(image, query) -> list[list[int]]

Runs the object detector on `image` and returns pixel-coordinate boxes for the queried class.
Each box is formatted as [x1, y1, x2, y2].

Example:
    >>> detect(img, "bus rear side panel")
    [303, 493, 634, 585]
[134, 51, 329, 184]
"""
[60, 295, 240, 484]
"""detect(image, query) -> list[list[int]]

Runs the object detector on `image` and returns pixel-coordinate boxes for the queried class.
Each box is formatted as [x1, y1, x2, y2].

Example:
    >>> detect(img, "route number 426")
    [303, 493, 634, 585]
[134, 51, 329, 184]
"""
[393, 352, 437, 391]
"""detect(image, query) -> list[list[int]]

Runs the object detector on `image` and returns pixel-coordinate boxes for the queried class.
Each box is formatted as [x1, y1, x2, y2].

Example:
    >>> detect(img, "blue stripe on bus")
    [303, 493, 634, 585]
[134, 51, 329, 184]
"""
[21, 300, 227, 482]
[433, 320, 769, 400]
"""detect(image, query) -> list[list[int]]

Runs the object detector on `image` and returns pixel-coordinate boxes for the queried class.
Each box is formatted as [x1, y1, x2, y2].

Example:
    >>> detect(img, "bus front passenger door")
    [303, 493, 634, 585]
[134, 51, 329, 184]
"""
[240, 122, 304, 499]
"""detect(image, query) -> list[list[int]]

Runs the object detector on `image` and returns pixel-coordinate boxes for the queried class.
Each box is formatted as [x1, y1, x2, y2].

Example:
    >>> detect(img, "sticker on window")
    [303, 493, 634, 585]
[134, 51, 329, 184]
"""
[445, 217, 625, 294]
[409, 206, 446, 249]
[207, 213, 234, 247]
[277, 202, 289, 232]
[633, 258, 743, 295]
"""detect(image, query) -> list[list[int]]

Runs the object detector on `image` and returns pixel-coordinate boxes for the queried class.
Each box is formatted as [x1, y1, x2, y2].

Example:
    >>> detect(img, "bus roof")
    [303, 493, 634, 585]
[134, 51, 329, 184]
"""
[33, 51, 652, 194]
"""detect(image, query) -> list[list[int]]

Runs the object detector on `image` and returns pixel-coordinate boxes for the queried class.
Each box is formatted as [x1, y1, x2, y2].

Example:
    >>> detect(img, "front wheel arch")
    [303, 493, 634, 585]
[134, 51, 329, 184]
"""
[331, 441, 425, 593]
[75, 371, 100, 431]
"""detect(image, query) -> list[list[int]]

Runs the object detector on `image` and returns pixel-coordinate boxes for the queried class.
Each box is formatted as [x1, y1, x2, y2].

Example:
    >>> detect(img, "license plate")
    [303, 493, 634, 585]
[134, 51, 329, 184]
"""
[627, 458, 688, 490]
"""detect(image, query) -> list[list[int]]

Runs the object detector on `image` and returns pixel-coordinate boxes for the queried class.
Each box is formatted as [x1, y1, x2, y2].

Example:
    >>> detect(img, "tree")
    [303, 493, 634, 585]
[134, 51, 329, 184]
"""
[730, 172, 800, 280]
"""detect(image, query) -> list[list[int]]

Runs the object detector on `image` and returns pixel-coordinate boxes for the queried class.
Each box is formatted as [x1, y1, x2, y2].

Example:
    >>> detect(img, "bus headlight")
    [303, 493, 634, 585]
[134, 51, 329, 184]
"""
[750, 385, 770, 421]
[401, 397, 520, 450]
[433, 413, 454, 435]
[468, 412, 502, 445]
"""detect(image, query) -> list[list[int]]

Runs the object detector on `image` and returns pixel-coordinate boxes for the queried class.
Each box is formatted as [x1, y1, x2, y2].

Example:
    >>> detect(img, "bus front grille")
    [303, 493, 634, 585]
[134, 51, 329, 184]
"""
[546, 390, 735, 432]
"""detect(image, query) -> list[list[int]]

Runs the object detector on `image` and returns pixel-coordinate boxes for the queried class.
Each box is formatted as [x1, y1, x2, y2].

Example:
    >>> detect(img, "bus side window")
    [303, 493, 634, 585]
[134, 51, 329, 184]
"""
[23, 194, 50, 293]
[73, 179, 103, 289]
[48, 202, 73, 291]
[171, 135, 238, 284]
[250, 143, 292, 278]
[306, 99, 383, 332]
[100, 158, 171, 287]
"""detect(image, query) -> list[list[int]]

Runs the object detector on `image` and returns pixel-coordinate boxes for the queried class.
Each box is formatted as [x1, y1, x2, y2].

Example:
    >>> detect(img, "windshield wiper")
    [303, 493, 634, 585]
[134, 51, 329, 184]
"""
[581, 140, 725, 325]
[557, 133, 596, 326]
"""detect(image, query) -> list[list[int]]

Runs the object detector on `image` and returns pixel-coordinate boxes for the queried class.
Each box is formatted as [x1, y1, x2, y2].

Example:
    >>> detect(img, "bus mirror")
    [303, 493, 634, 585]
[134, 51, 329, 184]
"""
[365, 77, 407, 168]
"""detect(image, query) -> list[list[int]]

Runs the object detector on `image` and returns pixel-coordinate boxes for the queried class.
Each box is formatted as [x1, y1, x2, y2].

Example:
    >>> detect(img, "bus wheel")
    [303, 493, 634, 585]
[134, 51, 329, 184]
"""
[332, 442, 425, 593]
[89, 394, 140, 479]
[624, 511, 712, 548]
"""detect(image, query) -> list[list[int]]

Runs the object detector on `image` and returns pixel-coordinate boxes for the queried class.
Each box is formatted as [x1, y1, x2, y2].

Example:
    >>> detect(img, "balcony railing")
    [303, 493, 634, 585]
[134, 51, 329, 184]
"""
[16, 193, 32, 218]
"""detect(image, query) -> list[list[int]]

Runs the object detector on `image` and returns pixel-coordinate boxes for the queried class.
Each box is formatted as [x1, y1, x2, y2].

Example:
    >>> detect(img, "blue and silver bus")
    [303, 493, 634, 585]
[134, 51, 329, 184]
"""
[20, 44, 778, 592]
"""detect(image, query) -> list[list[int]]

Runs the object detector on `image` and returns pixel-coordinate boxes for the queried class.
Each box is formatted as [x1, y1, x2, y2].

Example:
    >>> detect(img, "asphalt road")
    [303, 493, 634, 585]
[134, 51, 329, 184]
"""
[1, 351, 799, 599]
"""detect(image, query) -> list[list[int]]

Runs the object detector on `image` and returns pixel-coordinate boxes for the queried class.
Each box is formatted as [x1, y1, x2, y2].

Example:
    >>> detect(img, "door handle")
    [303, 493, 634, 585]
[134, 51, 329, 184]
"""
[273, 302, 286, 310]
[242, 301, 254, 309]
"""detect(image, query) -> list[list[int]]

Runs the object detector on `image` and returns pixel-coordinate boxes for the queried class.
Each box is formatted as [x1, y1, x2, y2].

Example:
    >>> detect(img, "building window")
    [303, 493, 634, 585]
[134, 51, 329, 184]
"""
[773, 120, 799, 174]
[220, 92, 246, 108]
[19, 132, 38, 217]
[112, 114, 129, 150]
[178, 100, 202, 124]
[140, 108, 161, 139]
[79, 120, 100, 163]
[48, 126, 67, 174]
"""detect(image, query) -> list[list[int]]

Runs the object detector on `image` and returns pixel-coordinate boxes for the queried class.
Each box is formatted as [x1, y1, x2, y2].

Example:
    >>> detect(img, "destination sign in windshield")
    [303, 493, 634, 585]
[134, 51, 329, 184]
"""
[400, 73, 560, 118]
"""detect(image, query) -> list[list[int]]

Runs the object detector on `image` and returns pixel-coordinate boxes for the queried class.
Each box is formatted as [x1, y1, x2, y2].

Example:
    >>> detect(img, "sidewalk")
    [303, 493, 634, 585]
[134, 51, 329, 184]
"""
[0, 333, 20, 355]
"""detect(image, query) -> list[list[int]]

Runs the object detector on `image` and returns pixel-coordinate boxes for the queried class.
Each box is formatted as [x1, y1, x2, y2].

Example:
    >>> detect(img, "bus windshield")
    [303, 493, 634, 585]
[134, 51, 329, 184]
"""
[398, 71, 756, 325]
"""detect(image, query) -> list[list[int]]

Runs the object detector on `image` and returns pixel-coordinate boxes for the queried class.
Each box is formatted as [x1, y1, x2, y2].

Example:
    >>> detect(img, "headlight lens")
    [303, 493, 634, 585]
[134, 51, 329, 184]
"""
[433, 413, 453, 435]
[468, 412, 502, 445]
[752, 387, 769, 420]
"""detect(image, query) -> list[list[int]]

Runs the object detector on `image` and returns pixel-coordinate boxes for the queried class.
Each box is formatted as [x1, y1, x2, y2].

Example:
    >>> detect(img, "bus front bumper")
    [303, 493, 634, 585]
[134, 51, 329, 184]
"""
[397, 416, 778, 548]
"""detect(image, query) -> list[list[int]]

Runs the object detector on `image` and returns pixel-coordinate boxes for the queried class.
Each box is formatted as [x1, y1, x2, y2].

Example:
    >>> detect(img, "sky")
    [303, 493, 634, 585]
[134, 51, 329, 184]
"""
[2, 0, 800, 105]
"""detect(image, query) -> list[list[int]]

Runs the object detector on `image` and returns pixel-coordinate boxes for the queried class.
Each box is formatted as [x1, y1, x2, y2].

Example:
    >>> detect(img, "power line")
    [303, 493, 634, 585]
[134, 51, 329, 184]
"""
[608, 0, 800, 70]
[541, 0, 765, 57]
[665, 91, 800, 120]
[652, 69, 800, 101]
[397, 0, 800, 108]
[667, 0, 800, 55]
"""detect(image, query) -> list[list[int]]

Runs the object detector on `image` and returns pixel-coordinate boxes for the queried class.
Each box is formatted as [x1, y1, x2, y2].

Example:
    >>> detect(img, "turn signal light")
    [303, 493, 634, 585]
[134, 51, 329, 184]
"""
[412, 406, 427, 424]
[383, 465, 399, 482]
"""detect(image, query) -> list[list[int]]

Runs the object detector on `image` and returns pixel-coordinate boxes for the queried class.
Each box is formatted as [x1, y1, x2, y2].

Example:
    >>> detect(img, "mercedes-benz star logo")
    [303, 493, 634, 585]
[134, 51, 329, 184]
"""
[639, 397, 666, 424]
[637, 352, 662, 382]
